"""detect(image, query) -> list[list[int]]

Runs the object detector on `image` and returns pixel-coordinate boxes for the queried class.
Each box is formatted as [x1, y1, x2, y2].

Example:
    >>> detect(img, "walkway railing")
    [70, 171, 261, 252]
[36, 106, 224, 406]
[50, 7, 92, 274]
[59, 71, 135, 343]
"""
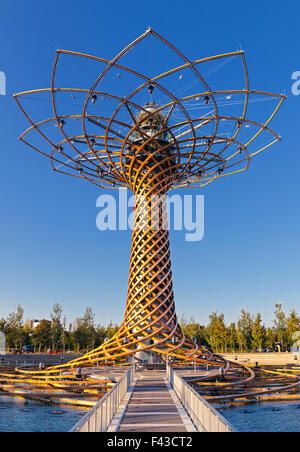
[70, 366, 134, 432]
[166, 365, 236, 432]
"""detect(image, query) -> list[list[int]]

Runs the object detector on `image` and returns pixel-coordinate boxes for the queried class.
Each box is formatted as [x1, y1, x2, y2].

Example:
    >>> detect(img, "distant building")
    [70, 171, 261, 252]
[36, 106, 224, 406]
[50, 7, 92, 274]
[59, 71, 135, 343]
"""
[0, 331, 6, 355]
[26, 319, 42, 329]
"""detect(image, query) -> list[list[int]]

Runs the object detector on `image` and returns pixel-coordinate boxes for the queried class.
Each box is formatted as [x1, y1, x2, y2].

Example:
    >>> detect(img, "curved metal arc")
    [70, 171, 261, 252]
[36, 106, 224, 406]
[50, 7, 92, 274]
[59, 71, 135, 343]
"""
[18, 112, 126, 185]
[52, 31, 151, 167]
[15, 81, 284, 191]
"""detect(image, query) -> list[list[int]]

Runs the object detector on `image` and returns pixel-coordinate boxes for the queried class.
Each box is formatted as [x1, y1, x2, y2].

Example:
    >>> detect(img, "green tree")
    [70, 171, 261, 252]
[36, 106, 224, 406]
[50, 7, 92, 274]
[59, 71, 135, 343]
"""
[95, 324, 106, 348]
[237, 308, 253, 352]
[0, 318, 7, 331]
[6, 305, 25, 349]
[72, 320, 89, 352]
[106, 321, 119, 340]
[265, 327, 276, 349]
[83, 307, 96, 350]
[273, 303, 287, 349]
[31, 320, 52, 352]
[180, 316, 209, 347]
[228, 323, 238, 352]
[206, 312, 229, 353]
[251, 314, 266, 352]
[286, 310, 300, 349]
[71, 308, 97, 352]
[51, 303, 63, 350]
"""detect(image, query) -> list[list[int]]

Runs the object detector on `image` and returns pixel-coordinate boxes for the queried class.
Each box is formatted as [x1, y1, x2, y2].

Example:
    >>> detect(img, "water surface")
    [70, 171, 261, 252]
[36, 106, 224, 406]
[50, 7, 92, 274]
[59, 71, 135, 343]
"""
[0, 396, 87, 432]
[220, 401, 300, 432]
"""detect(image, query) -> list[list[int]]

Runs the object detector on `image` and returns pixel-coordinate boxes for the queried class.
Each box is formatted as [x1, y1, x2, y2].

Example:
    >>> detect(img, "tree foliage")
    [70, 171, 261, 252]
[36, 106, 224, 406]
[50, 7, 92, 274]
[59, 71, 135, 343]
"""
[0, 303, 299, 353]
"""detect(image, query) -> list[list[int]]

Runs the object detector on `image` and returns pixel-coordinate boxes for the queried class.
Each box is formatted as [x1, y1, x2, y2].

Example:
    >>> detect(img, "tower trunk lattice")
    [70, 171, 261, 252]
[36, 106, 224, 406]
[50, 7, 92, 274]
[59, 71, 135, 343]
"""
[125, 189, 180, 359]
[65, 178, 212, 366]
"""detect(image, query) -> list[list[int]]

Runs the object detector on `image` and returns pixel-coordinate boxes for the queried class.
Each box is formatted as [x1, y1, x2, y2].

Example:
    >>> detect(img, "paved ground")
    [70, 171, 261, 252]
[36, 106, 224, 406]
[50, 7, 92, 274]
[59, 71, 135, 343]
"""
[0, 356, 129, 383]
[175, 366, 220, 381]
[221, 353, 300, 366]
[0, 353, 81, 368]
[108, 371, 196, 433]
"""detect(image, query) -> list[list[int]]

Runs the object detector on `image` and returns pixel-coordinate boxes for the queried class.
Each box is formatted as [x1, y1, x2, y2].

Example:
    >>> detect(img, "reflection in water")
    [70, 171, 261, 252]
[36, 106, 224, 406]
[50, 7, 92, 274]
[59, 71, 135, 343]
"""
[219, 402, 300, 432]
[0, 396, 88, 432]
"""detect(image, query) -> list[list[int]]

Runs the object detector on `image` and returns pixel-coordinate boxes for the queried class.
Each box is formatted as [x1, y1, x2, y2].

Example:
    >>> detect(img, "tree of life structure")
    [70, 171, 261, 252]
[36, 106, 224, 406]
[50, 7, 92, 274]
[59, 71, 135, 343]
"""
[14, 29, 285, 371]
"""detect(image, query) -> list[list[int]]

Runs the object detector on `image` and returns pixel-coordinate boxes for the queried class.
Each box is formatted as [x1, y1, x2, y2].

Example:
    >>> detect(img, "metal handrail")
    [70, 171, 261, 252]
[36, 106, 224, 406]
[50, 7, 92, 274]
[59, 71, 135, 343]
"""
[166, 364, 236, 432]
[70, 366, 134, 432]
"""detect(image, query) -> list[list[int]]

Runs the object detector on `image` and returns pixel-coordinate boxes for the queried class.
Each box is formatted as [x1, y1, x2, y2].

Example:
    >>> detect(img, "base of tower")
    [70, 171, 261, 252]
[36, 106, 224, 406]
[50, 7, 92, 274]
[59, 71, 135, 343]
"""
[133, 349, 164, 366]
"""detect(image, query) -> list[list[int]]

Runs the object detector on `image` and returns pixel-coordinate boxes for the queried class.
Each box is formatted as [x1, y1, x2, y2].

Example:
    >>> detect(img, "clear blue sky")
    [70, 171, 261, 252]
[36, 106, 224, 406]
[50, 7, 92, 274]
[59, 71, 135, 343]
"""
[0, 0, 299, 327]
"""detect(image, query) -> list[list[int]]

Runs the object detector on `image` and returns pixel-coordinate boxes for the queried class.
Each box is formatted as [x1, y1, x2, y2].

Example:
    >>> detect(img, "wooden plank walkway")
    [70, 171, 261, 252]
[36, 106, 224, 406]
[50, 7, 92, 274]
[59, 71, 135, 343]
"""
[108, 371, 196, 433]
